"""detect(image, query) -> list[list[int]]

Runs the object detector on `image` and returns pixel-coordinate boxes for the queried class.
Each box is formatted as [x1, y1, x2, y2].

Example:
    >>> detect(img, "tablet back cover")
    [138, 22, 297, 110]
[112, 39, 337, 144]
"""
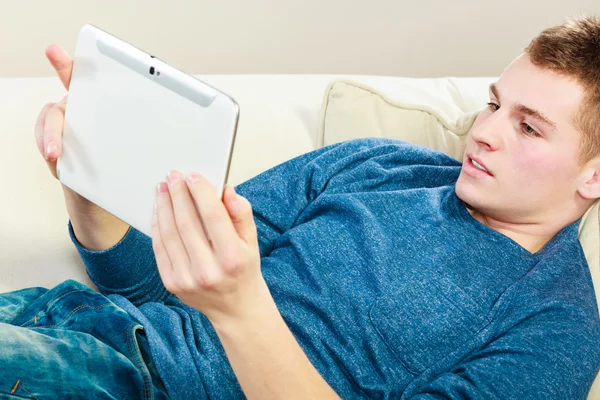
[59, 25, 239, 237]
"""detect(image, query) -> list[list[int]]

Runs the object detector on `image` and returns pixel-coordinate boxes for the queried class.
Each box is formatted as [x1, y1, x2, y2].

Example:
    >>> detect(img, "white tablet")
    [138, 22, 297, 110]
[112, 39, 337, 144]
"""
[58, 24, 239, 237]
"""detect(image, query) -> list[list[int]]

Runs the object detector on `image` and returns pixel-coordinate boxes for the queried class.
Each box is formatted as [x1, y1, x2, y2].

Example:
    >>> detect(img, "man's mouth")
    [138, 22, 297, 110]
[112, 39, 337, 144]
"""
[465, 155, 493, 177]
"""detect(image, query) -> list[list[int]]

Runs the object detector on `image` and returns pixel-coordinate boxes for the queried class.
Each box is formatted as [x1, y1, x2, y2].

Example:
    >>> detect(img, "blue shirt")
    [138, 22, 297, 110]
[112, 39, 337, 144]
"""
[71, 138, 600, 399]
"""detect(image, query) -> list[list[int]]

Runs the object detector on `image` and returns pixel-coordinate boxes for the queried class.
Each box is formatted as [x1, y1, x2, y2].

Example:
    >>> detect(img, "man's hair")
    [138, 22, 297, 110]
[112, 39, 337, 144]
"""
[524, 15, 600, 164]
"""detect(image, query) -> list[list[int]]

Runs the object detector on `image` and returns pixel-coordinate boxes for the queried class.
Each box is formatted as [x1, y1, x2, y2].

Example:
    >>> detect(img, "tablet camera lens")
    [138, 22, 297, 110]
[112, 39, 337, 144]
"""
[149, 66, 155, 75]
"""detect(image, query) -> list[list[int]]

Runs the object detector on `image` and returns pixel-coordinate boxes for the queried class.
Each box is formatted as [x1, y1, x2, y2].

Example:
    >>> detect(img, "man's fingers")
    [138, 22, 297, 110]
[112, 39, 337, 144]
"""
[45, 44, 73, 90]
[42, 102, 66, 161]
[185, 173, 240, 259]
[34, 103, 56, 157]
[156, 182, 195, 284]
[165, 170, 212, 259]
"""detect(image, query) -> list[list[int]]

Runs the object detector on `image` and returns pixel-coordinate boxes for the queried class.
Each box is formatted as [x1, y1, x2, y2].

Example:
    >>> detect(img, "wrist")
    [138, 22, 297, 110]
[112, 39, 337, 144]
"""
[63, 186, 130, 251]
[62, 185, 100, 215]
[211, 279, 280, 338]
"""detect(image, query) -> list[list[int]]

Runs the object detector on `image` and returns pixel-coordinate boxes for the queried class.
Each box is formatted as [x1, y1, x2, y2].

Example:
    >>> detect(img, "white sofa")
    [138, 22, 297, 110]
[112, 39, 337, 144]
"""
[1, 74, 598, 398]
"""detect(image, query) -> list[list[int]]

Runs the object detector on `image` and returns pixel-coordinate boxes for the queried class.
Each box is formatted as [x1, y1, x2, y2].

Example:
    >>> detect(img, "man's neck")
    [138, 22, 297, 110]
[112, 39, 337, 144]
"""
[466, 208, 561, 254]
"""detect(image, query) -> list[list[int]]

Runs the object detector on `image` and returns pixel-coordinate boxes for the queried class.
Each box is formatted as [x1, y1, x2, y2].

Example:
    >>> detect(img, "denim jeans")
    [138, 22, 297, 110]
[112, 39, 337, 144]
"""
[0, 279, 169, 399]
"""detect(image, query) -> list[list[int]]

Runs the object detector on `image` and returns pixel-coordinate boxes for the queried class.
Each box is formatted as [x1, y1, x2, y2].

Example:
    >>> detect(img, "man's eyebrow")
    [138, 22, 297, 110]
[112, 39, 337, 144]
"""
[489, 83, 557, 131]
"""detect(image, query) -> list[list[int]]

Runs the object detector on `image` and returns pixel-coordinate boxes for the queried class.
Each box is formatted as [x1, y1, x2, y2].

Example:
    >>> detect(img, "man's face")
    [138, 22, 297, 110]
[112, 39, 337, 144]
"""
[455, 54, 587, 223]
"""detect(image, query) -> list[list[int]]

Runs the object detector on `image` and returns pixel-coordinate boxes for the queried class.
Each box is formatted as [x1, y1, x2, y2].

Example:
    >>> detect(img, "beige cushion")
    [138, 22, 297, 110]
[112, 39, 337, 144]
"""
[318, 80, 479, 158]
[318, 80, 600, 398]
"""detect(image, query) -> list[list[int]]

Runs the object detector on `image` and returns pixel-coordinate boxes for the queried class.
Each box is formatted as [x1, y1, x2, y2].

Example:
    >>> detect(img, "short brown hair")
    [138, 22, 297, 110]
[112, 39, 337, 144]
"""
[524, 15, 600, 164]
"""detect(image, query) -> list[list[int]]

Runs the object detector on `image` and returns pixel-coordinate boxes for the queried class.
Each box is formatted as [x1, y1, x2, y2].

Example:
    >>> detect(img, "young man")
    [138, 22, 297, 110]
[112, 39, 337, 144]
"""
[3, 15, 600, 399]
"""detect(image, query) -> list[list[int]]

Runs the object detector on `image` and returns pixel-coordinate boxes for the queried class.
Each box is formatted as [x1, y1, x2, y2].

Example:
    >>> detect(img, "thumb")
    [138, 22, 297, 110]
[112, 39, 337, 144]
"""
[224, 185, 258, 247]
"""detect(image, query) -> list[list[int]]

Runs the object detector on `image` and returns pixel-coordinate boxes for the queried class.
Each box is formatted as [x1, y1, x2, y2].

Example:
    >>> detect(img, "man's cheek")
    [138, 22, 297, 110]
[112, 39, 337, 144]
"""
[511, 154, 554, 185]
[518, 155, 571, 189]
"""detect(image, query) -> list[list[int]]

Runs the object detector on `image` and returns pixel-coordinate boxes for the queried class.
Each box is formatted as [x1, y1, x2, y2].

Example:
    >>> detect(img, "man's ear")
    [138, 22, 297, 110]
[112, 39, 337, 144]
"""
[577, 157, 600, 200]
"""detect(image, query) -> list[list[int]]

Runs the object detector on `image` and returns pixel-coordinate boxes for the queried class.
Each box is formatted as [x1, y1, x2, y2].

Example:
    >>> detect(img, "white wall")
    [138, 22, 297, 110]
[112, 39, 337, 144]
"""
[1, 0, 598, 78]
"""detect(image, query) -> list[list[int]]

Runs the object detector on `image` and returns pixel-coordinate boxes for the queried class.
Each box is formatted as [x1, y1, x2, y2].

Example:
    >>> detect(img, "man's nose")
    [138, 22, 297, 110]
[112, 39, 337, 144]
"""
[470, 112, 504, 151]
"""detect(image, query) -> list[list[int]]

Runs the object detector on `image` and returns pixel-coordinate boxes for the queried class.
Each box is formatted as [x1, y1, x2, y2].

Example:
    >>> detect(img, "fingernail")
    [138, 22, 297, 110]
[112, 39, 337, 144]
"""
[157, 182, 168, 194]
[46, 142, 57, 158]
[186, 172, 201, 183]
[167, 170, 181, 186]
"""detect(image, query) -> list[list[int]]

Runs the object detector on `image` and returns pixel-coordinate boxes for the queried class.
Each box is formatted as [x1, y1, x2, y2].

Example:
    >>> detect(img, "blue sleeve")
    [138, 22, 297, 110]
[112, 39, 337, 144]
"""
[69, 222, 171, 306]
[405, 303, 600, 399]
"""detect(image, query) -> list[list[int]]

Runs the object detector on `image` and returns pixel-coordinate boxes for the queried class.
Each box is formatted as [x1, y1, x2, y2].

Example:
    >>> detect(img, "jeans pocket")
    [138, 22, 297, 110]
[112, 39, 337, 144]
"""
[369, 278, 485, 376]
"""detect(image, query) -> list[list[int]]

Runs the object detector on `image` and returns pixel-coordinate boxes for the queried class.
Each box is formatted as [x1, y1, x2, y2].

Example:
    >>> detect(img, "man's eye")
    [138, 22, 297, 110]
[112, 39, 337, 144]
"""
[487, 102, 499, 112]
[521, 123, 540, 137]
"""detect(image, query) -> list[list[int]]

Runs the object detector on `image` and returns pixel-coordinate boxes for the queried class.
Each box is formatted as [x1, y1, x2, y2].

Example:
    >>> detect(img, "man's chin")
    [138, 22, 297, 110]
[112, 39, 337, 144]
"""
[455, 174, 484, 209]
